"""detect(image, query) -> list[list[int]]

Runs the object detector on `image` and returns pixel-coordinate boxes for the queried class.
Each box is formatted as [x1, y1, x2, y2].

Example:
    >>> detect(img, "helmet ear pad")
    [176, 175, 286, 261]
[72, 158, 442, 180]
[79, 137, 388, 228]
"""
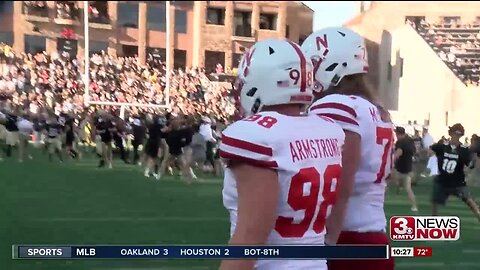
[252, 98, 261, 114]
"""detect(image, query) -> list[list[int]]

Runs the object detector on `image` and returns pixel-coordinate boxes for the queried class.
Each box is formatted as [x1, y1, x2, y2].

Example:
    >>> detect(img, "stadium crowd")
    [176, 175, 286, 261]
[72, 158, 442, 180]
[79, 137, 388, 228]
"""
[0, 43, 236, 122]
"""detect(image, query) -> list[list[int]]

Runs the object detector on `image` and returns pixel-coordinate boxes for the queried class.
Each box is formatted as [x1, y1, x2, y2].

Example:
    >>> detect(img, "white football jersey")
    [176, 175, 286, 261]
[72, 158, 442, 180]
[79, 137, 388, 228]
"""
[309, 94, 394, 232]
[221, 111, 345, 270]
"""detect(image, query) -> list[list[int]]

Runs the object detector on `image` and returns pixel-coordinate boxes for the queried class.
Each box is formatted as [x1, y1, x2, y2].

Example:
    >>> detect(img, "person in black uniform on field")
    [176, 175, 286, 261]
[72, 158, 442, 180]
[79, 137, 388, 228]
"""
[33, 113, 46, 147]
[112, 113, 129, 164]
[45, 114, 64, 162]
[162, 116, 193, 184]
[131, 116, 146, 165]
[37, 113, 50, 154]
[64, 113, 79, 159]
[57, 111, 68, 147]
[144, 114, 167, 179]
[394, 126, 418, 212]
[430, 123, 480, 221]
[181, 116, 197, 179]
[58, 111, 68, 127]
[4, 110, 19, 158]
[95, 112, 114, 168]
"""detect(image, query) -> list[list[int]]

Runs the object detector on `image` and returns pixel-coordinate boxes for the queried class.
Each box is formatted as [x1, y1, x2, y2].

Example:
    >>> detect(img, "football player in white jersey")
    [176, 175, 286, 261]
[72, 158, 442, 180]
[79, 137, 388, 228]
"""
[302, 27, 395, 270]
[219, 39, 345, 270]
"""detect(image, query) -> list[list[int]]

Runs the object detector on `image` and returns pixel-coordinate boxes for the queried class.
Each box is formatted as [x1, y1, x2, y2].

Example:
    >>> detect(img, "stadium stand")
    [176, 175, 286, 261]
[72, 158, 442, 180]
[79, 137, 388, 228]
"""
[410, 19, 480, 86]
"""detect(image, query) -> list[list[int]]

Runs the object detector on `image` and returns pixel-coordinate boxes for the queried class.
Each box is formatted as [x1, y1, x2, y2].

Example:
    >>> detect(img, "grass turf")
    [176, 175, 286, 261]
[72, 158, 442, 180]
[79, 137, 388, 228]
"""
[1, 148, 479, 270]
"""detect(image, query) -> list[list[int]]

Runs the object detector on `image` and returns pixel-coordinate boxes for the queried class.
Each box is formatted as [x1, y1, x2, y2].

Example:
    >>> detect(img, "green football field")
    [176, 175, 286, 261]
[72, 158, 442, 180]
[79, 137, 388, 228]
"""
[1, 148, 479, 270]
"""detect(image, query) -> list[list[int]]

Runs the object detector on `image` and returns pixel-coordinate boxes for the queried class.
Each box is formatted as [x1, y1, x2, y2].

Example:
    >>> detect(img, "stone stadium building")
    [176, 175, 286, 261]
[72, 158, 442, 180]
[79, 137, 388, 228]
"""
[0, 1, 313, 72]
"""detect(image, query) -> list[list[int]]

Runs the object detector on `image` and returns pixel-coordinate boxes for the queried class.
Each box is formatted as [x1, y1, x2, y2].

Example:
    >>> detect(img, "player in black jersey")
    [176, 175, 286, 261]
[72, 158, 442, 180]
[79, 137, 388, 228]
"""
[394, 127, 418, 212]
[162, 116, 194, 184]
[45, 114, 64, 162]
[57, 111, 68, 147]
[95, 113, 114, 168]
[4, 110, 19, 158]
[112, 114, 129, 164]
[131, 116, 146, 165]
[64, 113, 79, 159]
[144, 115, 168, 179]
[430, 123, 480, 221]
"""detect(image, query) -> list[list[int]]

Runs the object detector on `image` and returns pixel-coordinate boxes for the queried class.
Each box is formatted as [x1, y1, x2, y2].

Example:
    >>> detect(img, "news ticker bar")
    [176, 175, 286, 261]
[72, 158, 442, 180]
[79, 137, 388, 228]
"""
[12, 245, 433, 260]
[13, 245, 390, 260]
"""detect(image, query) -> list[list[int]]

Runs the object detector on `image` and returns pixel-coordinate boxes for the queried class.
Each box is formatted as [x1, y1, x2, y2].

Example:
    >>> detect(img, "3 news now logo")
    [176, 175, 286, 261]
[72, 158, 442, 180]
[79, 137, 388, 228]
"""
[390, 216, 460, 241]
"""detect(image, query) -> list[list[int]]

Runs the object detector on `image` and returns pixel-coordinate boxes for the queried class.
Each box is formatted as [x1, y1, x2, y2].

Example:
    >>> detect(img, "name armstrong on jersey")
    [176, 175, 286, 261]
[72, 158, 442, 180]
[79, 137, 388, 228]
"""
[289, 138, 342, 163]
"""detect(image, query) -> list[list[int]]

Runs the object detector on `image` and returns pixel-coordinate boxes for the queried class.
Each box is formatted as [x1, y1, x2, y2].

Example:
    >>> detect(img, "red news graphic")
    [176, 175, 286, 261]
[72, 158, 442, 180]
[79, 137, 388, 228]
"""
[414, 247, 433, 257]
[390, 216, 460, 241]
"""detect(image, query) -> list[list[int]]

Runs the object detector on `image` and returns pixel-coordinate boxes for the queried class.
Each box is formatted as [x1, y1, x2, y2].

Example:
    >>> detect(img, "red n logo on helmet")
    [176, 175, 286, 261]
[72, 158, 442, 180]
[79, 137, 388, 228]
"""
[315, 34, 329, 56]
[313, 34, 329, 81]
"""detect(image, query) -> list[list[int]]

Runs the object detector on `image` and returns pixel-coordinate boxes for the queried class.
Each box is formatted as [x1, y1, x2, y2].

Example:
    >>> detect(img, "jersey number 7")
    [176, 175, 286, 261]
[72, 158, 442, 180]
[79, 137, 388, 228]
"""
[375, 127, 394, 184]
[275, 164, 341, 238]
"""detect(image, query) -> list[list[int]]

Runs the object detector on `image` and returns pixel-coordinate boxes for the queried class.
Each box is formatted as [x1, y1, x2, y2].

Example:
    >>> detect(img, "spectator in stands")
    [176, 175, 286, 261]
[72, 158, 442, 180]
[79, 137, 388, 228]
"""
[447, 52, 456, 62]
[215, 63, 223, 74]
[439, 50, 447, 61]
[455, 58, 462, 68]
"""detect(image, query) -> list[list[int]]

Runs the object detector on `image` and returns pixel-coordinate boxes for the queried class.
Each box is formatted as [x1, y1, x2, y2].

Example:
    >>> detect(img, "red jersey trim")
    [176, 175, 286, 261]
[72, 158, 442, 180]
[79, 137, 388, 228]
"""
[310, 102, 358, 118]
[222, 134, 273, 156]
[219, 150, 278, 168]
[317, 113, 359, 126]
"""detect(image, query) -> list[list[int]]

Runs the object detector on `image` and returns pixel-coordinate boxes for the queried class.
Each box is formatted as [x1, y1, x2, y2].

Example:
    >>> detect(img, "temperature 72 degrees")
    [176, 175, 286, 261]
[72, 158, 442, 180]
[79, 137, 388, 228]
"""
[414, 247, 432, 257]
